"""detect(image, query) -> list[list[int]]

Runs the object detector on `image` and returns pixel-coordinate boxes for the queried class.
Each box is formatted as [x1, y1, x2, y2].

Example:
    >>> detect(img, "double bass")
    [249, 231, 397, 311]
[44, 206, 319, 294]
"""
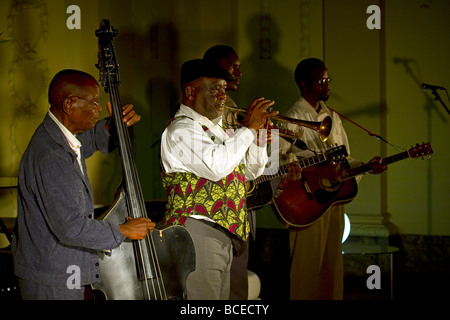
[91, 20, 195, 300]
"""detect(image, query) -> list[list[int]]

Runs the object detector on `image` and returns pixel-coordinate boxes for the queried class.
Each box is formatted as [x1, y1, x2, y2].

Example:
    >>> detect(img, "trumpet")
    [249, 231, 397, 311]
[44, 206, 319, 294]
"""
[224, 105, 332, 142]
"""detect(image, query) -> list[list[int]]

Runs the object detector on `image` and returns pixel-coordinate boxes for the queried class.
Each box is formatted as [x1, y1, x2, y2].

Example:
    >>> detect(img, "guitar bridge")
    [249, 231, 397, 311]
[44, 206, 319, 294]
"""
[301, 177, 313, 200]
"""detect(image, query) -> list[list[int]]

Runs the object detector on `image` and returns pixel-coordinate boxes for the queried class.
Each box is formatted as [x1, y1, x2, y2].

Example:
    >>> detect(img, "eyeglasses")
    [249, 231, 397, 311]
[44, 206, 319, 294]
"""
[70, 96, 101, 110]
[314, 78, 333, 85]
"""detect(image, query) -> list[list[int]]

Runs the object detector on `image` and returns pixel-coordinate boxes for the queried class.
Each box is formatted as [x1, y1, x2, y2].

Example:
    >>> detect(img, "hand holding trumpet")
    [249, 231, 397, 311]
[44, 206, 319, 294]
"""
[241, 97, 278, 131]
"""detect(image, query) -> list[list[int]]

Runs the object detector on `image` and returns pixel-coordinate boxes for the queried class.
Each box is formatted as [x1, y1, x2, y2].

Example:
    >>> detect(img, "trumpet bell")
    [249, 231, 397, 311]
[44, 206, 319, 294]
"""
[318, 116, 332, 142]
[275, 114, 332, 142]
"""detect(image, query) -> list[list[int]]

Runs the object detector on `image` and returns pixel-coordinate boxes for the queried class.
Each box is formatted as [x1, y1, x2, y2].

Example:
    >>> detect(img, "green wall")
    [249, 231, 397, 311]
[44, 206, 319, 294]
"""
[322, 0, 450, 235]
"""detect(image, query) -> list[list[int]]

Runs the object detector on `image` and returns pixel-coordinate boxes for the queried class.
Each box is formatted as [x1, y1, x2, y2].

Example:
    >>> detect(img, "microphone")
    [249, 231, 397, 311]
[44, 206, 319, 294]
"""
[422, 83, 446, 91]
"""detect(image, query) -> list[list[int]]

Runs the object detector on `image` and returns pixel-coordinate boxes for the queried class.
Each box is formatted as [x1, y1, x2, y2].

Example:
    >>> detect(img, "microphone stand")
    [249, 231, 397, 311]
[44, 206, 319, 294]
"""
[428, 88, 450, 116]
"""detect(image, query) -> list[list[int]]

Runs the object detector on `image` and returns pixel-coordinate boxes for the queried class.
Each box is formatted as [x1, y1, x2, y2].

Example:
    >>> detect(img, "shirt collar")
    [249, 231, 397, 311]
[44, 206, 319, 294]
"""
[179, 103, 223, 127]
[299, 98, 331, 116]
[48, 109, 82, 151]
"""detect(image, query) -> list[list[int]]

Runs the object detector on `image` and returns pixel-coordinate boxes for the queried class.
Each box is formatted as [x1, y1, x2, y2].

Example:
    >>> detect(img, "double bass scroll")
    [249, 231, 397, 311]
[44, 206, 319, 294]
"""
[91, 19, 195, 300]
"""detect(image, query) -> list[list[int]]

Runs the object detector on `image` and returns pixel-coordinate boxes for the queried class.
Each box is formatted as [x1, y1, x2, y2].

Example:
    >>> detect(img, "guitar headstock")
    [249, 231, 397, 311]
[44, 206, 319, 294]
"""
[408, 142, 433, 159]
[95, 19, 120, 91]
[325, 145, 348, 164]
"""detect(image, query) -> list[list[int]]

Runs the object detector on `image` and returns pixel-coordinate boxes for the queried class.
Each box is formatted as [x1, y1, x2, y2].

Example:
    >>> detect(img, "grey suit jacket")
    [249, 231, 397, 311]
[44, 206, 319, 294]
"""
[12, 113, 125, 287]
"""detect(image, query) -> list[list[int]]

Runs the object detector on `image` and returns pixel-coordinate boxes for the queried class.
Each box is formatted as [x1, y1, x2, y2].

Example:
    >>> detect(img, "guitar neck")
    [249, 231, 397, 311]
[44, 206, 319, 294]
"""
[254, 153, 328, 184]
[343, 150, 410, 180]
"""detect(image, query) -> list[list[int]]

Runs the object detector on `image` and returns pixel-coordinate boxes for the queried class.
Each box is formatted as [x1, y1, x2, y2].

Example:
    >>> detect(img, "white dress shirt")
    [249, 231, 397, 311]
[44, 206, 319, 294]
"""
[160, 104, 268, 182]
[280, 97, 362, 181]
[283, 98, 350, 155]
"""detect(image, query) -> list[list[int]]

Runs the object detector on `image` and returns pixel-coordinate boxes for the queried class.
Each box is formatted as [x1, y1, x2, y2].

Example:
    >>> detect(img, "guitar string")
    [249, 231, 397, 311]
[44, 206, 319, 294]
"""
[255, 148, 336, 184]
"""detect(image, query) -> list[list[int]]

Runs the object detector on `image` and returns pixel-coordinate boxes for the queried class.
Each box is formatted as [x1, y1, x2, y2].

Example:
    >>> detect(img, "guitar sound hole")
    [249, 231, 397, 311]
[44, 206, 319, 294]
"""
[319, 178, 341, 191]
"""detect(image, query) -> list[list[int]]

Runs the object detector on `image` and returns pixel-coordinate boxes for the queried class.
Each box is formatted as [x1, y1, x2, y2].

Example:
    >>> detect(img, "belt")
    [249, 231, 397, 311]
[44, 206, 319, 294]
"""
[197, 219, 246, 256]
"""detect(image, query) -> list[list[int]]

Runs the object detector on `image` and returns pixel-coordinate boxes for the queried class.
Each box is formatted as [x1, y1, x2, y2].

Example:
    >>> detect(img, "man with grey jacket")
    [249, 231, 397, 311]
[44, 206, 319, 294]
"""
[12, 69, 154, 300]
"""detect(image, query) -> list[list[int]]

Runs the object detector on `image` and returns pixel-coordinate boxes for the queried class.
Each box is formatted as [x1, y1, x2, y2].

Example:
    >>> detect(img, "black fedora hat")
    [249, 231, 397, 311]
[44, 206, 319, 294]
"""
[180, 59, 233, 86]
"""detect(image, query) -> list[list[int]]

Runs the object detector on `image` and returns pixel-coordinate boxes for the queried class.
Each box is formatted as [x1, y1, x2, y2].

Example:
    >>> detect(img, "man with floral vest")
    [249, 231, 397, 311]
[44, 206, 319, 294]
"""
[160, 59, 278, 300]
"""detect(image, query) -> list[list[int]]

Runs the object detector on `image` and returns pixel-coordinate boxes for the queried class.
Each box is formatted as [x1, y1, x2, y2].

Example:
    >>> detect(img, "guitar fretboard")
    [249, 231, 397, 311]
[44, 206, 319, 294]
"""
[343, 151, 410, 180]
[254, 153, 328, 184]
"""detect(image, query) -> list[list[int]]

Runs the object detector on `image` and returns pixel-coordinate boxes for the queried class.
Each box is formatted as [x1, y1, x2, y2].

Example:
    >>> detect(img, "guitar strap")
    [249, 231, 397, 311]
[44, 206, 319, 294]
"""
[327, 106, 389, 144]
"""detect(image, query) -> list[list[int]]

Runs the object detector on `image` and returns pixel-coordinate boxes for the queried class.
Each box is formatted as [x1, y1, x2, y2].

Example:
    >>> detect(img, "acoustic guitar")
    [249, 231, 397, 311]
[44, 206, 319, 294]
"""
[273, 142, 433, 228]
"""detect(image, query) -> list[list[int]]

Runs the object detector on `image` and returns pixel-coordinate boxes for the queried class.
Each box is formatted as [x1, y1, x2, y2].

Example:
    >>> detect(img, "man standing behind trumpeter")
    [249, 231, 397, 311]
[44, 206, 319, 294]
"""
[279, 58, 387, 299]
[160, 59, 278, 300]
[203, 45, 242, 130]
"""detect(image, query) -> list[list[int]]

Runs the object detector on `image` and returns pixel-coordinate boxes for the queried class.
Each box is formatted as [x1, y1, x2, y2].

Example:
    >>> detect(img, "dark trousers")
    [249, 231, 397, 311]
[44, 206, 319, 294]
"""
[229, 210, 256, 300]
[229, 239, 249, 300]
[18, 278, 85, 300]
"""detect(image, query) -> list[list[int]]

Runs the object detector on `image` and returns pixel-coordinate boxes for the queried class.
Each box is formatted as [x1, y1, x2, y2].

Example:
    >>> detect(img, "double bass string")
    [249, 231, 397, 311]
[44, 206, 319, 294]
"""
[111, 87, 168, 300]
[94, 20, 194, 300]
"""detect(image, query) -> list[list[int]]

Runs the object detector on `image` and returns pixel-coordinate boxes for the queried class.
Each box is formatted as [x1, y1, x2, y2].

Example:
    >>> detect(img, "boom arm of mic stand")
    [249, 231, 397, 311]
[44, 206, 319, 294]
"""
[429, 88, 450, 116]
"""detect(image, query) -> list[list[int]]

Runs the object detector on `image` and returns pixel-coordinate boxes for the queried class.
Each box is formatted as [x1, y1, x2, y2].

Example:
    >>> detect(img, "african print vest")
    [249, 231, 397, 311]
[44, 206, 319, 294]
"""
[161, 118, 248, 241]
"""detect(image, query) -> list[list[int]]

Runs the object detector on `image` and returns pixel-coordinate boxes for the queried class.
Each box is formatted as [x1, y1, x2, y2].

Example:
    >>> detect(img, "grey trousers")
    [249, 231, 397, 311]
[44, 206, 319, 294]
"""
[184, 217, 233, 300]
